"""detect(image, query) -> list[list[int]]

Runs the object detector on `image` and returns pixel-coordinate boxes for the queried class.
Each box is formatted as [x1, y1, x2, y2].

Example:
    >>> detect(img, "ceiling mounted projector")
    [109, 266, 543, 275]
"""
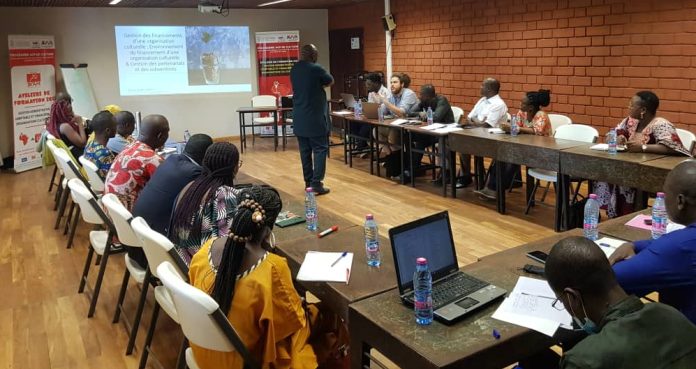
[198, 1, 223, 13]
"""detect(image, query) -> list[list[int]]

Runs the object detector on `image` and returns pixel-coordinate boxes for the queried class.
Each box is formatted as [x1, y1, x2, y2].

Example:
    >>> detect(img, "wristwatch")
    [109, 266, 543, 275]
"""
[642, 144, 648, 152]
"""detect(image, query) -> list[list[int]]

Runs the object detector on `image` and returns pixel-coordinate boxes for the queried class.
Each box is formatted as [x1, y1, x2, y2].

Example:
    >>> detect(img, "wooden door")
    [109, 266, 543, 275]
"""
[329, 28, 365, 100]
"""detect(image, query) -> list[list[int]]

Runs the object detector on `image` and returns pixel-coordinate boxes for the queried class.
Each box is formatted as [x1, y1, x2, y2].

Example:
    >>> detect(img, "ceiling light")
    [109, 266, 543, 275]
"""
[109, 0, 123, 4]
[258, 0, 292, 7]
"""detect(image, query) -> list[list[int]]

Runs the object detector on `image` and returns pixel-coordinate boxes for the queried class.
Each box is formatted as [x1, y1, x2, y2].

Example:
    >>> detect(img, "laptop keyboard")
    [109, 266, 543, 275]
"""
[431, 273, 489, 309]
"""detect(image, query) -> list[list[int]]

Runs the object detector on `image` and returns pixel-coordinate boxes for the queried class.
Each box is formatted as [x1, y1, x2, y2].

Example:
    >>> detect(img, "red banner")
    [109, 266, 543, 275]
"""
[255, 31, 299, 99]
[9, 35, 56, 172]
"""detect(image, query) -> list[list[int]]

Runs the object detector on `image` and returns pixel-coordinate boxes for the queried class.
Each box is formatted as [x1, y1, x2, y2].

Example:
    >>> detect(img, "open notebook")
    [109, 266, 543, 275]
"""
[297, 251, 353, 283]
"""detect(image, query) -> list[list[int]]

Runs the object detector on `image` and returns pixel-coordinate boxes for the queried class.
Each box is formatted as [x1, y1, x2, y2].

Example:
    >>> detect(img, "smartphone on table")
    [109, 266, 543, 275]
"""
[526, 250, 549, 264]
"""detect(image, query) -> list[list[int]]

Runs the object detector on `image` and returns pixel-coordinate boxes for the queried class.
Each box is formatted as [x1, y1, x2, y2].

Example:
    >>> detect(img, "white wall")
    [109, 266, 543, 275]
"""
[0, 7, 330, 159]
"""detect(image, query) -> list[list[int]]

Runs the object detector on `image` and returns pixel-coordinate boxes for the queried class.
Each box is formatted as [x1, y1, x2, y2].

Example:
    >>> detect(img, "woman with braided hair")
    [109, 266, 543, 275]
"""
[188, 186, 321, 369]
[170, 142, 241, 264]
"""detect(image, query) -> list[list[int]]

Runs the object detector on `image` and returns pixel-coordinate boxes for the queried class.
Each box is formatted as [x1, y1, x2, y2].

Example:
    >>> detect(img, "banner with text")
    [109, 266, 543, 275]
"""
[9, 35, 56, 172]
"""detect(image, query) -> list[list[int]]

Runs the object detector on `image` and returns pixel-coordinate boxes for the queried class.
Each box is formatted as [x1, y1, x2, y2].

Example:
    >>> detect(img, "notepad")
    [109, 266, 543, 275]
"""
[487, 128, 505, 134]
[390, 118, 409, 126]
[296, 251, 353, 283]
[590, 143, 627, 152]
[332, 110, 352, 115]
[595, 237, 625, 258]
[419, 123, 446, 130]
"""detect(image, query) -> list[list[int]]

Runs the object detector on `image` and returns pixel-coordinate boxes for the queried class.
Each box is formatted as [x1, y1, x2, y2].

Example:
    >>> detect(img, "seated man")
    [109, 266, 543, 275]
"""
[392, 84, 454, 183]
[546, 236, 696, 369]
[610, 159, 696, 324]
[107, 111, 136, 154]
[350, 73, 389, 152]
[104, 114, 169, 211]
[82, 110, 116, 180]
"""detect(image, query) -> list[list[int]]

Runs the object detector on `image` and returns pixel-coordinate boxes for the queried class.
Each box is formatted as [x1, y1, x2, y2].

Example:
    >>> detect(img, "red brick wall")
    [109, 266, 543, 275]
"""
[329, 0, 696, 133]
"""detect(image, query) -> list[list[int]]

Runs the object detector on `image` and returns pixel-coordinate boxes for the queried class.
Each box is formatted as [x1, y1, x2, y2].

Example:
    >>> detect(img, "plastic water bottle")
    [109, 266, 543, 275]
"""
[583, 194, 600, 240]
[364, 214, 381, 267]
[183, 130, 191, 143]
[426, 106, 434, 125]
[510, 115, 519, 137]
[607, 129, 617, 155]
[355, 100, 363, 117]
[304, 188, 318, 232]
[413, 257, 433, 325]
[378, 106, 385, 123]
[652, 192, 668, 239]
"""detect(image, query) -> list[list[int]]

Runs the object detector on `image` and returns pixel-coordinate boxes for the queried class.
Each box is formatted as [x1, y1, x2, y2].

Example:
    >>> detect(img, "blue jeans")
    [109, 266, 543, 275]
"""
[297, 135, 328, 188]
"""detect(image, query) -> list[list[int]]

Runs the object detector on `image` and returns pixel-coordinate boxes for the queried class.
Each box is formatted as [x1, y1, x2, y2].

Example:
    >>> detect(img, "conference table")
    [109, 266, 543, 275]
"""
[236, 106, 292, 153]
[349, 229, 582, 369]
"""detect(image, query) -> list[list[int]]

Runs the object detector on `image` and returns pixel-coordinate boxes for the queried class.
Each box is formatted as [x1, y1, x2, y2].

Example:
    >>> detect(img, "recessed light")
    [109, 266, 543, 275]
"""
[258, 0, 292, 7]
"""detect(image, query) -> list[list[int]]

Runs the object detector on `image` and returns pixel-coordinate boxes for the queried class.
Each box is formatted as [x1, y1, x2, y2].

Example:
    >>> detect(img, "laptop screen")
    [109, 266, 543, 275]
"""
[390, 212, 458, 292]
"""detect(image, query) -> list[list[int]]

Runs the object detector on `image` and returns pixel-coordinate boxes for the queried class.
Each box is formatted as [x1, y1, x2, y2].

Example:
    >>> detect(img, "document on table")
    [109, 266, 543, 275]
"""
[590, 143, 627, 151]
[419, 123, 446, 130]
[434, 125, 464, 134]
[332, 110, 353, 116]
[487, 128, 505, 134]
[390, 118, 410, 126]
[595, 237, 625, 258]
[297, 251, 353, 283]
[492, 276, 572, 336]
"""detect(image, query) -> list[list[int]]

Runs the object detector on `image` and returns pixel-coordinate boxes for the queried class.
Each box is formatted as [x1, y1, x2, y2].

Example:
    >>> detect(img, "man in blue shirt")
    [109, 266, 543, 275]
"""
[610, 159, 696, 324]
[129, 134, 213, 268]
[107, 111, 136, 154]
[290, 44, 334, 195]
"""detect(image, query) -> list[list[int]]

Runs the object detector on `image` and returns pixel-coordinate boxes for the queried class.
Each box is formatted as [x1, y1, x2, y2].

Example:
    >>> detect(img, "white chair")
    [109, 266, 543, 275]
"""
[547, 114, 572, 135]
[131, 216, 189, 369]
[249, 95, 278, 146]
[101, 193, 148, 355]
[79, 156, 105, 194]
[157, 261, 260, 369]
[452, 106, 464, 124]
[677, 128, 696, 154]
[50, 142, 89, 234]
[45, 132, 60, 193]
[525, 124, 599, 215]
[69, 179, 124, 318]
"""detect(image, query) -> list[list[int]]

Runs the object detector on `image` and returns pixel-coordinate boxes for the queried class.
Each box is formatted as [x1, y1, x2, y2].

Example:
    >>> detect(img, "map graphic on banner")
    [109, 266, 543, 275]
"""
[255, 31, 299, 136]
[9, 35, 56, 172]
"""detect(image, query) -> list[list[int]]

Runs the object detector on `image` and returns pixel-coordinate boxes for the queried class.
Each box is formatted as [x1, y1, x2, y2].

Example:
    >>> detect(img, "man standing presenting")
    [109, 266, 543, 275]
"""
[290, 44, 333, 195]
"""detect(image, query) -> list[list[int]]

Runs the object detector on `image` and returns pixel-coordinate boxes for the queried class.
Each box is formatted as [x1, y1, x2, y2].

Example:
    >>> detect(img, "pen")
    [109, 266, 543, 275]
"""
[318, 225, 338, 238]
[330, 251, 348, 267]
[346, 268, 351, 285]
[599, 243, 615, 248]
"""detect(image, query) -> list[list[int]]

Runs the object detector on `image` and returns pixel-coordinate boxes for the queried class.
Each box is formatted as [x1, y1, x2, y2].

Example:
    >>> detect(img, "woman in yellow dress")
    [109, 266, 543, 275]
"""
[188, 186, 318, 369]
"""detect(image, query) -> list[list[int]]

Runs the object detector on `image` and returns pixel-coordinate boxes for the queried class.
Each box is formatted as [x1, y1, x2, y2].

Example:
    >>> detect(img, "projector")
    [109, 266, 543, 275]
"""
[198, 1, 222, 13]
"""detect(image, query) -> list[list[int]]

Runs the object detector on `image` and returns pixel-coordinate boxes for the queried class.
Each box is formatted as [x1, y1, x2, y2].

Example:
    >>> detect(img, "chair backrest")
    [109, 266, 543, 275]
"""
[131, 217, 188, 279]
[548, 114, 572, 135]
[251, 95, 277, 108]
[157, 262, 259, 368]
[554, 124, 599, 143]
[46, 133, 56, 141]
[101, 193, 141, 247]
[67, 178, 111, 226]
[677, 128, 696, 153]
[47, 140, 67, 176]
[78, 156, 105, 193]
[451, 106, 464, 124]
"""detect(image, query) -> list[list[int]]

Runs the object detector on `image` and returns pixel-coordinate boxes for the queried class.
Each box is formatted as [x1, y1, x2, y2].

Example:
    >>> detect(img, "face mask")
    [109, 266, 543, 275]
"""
[567, 291, 599, 335]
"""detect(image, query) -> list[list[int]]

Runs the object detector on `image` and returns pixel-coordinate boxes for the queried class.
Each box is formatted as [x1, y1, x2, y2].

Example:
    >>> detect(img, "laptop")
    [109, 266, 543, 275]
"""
[340, 93, 357, 109]
[389, 211, 507, 324]
[362, 102, 380, 119]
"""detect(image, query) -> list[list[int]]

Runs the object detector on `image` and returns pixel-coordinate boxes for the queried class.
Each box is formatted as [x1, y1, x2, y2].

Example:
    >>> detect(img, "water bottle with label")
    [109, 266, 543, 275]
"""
[355, 100, 363, 118]
[304, 187, 318, 232]
[510, 115, 519, 136]
[184, 129, 191, 143]
[583, 194, 600, 240]
[378, 106, 385, 123]
[426, 106, 434, 125]
[364, 214, 381, 267]
[607, 128, 618, 155]
[652, 192, 667, 239]
[413, 257, 433, 325]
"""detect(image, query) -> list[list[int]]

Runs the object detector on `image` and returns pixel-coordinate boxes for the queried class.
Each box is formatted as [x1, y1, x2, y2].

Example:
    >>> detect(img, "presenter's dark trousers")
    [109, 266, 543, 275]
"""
[297, 135, 328, 188]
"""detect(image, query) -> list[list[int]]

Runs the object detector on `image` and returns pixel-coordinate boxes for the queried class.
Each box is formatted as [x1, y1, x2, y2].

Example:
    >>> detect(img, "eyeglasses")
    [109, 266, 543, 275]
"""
[551, 298, 565, 311]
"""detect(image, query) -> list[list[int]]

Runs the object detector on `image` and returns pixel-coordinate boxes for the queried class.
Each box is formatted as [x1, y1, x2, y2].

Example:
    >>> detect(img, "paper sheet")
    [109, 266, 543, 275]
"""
[332, 110, 352, 116]
[296, 251, 353, 283]
[590, 143, 627, 152]
[390, 118, 409, 126]
[419, 123, 446, 130]
[625, 214, 652, 230]
[488, 128, 505, 134]
[595, 237, 625, 258]
[434, 126, 464, 134]
[492, 276, 572, 336]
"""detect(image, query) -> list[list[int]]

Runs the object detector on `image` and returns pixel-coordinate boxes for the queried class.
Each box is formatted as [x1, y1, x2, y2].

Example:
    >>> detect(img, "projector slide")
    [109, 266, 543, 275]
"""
[115, 25, 252, 96]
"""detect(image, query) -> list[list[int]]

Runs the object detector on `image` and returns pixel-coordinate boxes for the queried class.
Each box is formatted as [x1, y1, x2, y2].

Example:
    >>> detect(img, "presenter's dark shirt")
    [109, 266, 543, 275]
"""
[290, 60, 333, 137]
[132, 154, 201, 236]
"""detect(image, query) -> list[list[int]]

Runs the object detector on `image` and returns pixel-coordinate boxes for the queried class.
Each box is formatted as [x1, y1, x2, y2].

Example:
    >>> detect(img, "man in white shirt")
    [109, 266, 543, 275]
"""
[467, 78, 508, 128]
[352, 73, 390, 151]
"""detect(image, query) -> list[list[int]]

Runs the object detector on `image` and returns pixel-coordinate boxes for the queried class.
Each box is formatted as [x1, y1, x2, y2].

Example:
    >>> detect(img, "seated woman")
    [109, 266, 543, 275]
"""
[476, 89, 552, 200]
[170, 142, 241, 264]
[46, 92, 87, 159]
[595, 91, 692, 217]
[188, 186, 319, 369]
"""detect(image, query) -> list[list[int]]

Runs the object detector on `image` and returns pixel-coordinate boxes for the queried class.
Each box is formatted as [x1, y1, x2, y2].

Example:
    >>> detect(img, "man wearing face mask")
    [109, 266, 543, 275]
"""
[609, 160, 696, 324]
[545, 236, 696, 369]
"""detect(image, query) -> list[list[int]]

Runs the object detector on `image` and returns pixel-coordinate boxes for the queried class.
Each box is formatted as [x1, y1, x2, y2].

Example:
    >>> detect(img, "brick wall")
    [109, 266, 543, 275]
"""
[329, 0, 696, 133]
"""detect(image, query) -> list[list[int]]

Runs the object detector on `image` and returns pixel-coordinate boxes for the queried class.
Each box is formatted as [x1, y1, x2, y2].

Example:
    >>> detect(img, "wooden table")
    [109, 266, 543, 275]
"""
[276, 226, 397, 320]
[237, 106, 292, 153]
[349, 230, 582, 369]
[640, 156, 691, 193]
[598, 210, 651, 242]
[403, 123, 454, 197]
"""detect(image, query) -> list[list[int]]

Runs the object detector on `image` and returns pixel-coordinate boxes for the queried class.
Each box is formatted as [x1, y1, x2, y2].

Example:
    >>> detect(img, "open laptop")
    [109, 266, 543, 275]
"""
[340, 93, 357, 109]
[389, 211, 507, 324]
[362, 102, 380, 119]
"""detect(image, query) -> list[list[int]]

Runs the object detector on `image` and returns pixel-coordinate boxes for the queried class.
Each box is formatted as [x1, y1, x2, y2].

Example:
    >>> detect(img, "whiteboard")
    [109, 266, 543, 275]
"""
[60, 64, 99, 119]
